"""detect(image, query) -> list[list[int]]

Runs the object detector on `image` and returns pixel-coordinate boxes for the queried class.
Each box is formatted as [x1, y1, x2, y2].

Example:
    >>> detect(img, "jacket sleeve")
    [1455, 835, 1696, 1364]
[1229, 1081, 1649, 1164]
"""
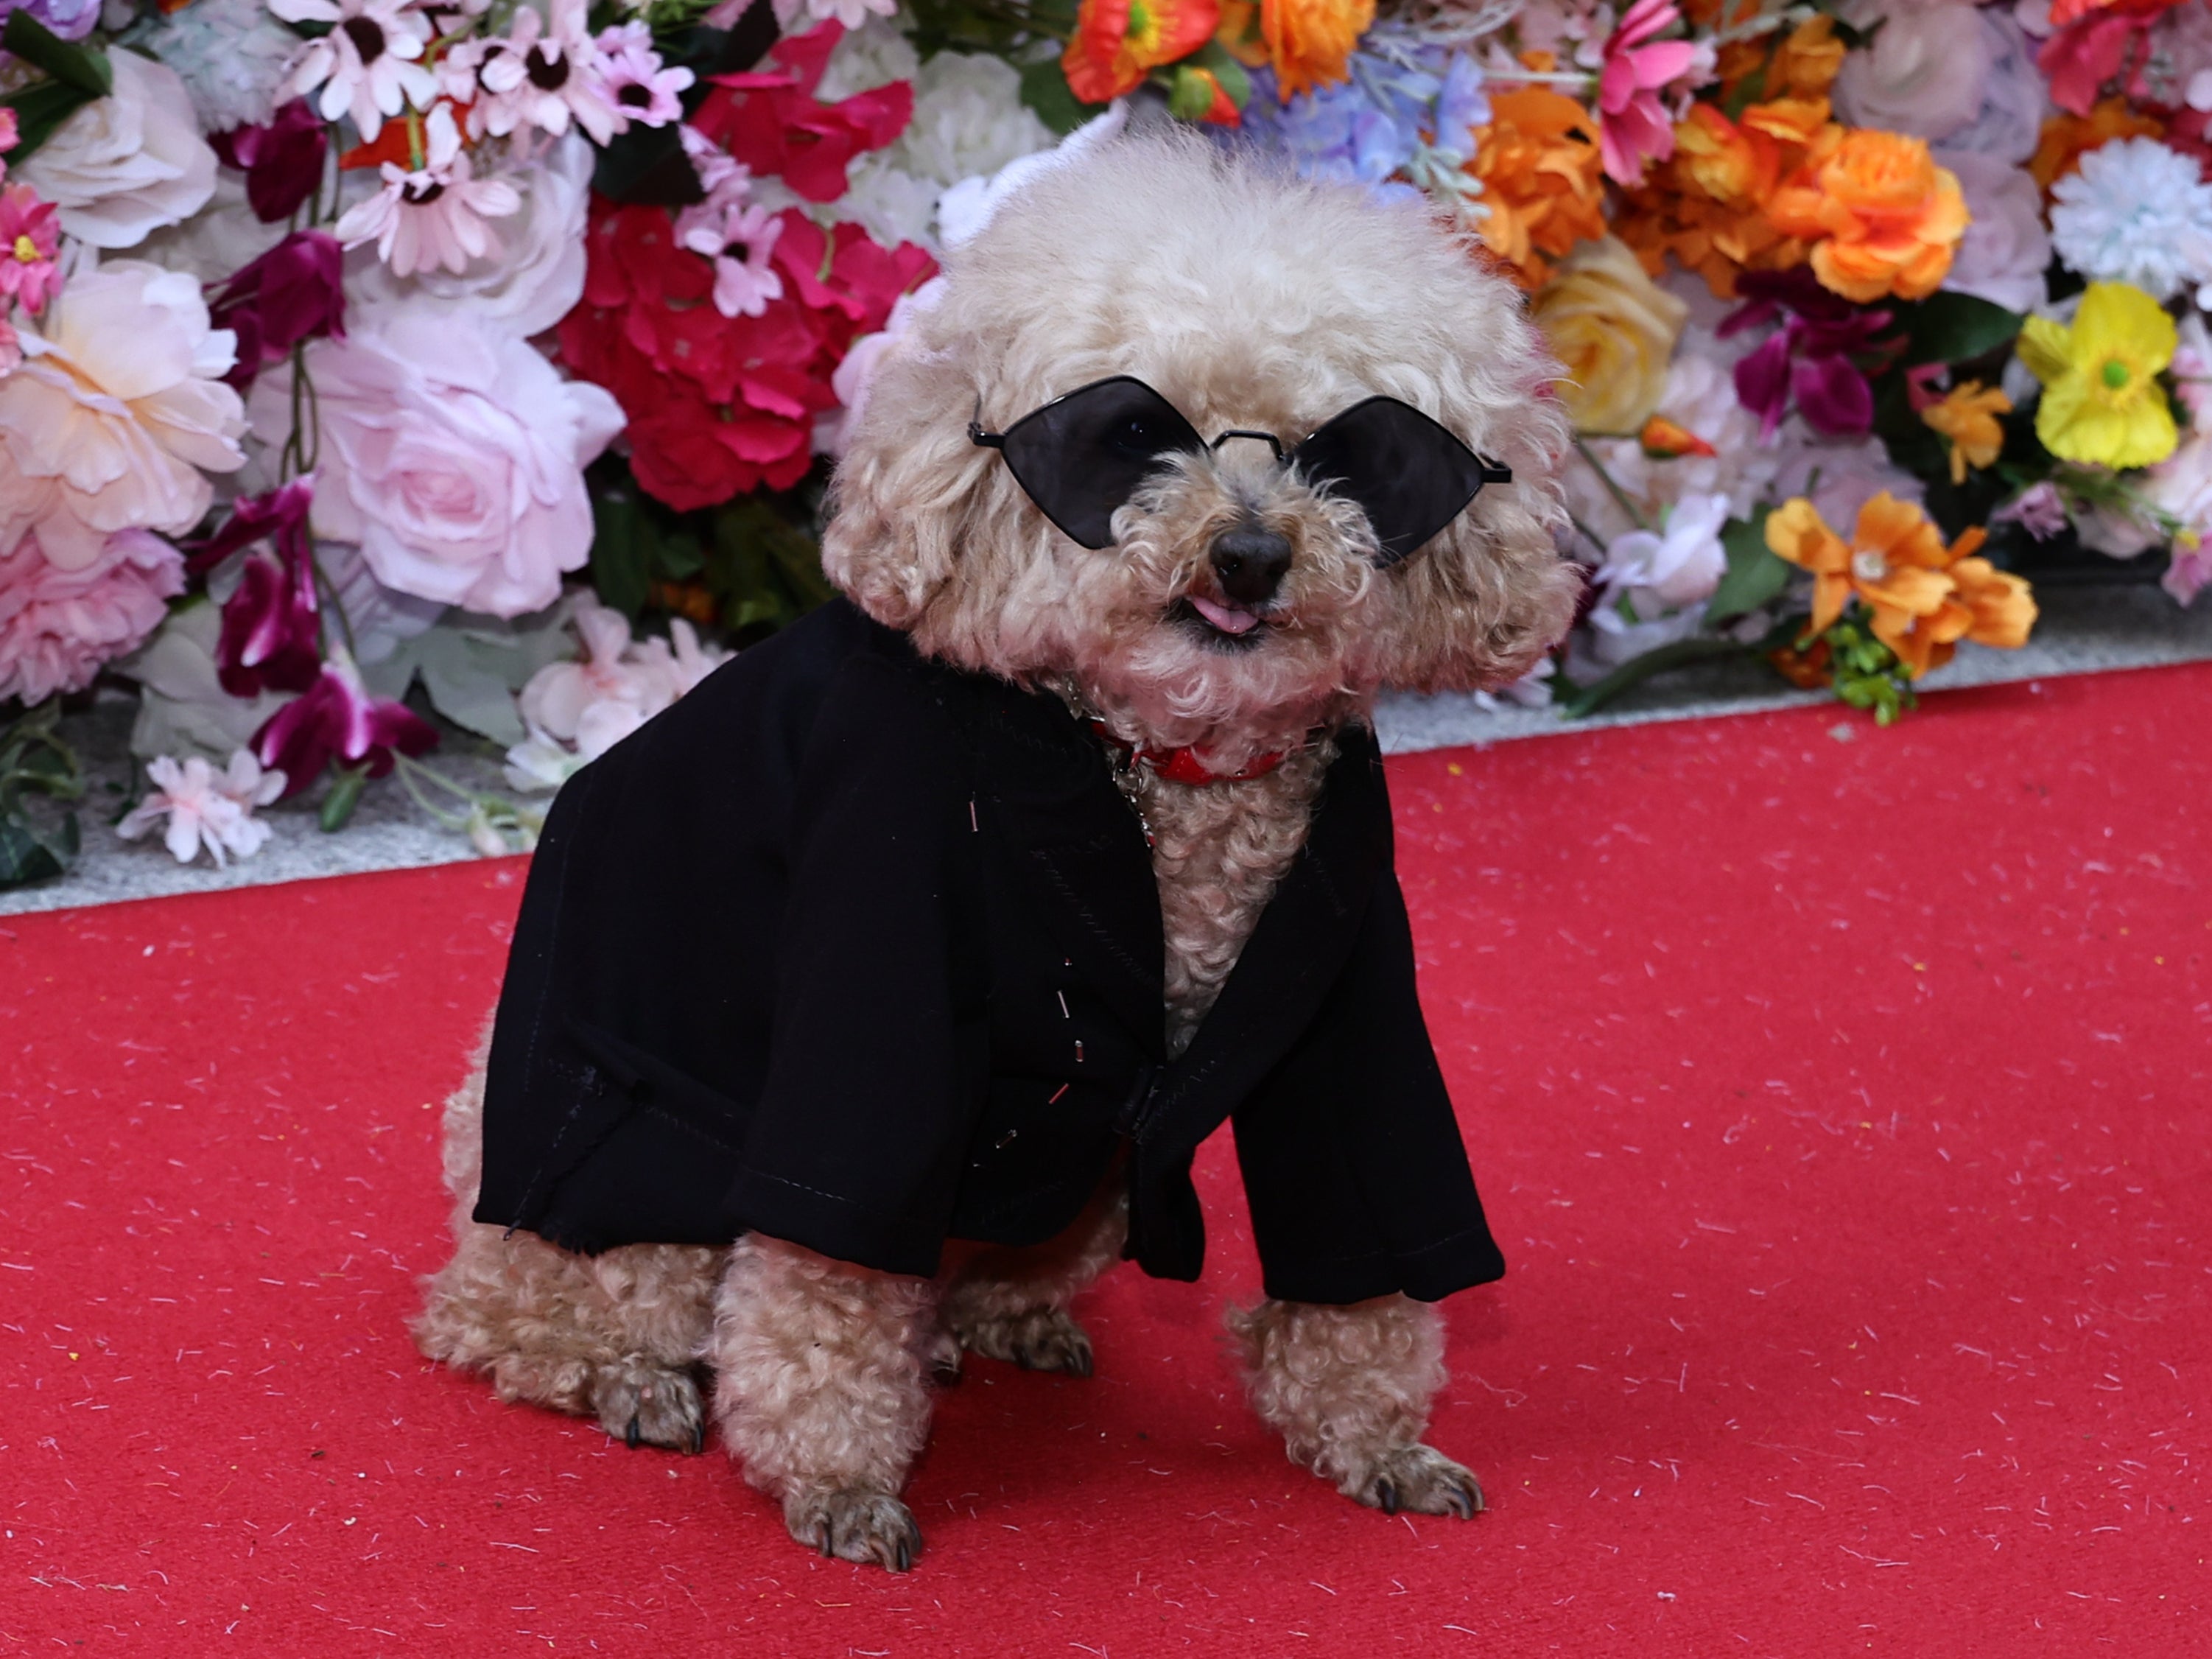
[717, 654, 991, 1277]
[1229, 866, 1505, 1305]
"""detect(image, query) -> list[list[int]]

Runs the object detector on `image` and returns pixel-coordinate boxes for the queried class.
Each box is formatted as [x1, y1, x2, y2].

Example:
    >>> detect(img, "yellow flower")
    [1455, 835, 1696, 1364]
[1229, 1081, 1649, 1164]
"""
[2018, 282, 2179, 469]
[1531, 236, 1688, 434]
[1920, 381, 2012, 484]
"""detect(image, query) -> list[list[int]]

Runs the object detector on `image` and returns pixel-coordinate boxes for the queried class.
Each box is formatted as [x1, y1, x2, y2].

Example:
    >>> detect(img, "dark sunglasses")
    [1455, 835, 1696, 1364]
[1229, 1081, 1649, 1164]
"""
[969, 376, 1511, 566]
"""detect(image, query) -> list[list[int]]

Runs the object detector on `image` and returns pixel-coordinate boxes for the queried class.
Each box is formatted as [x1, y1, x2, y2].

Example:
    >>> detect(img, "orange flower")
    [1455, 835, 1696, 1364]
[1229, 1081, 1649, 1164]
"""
[1064, 0, 1222, 105]
[1672, 102, 1777, 206]
[1765, 499, 2034, 677]
[1216, 0, 1372, 99]
[1766, 494, 1954, 640]
[1640, 415, 1716, 458]
[1615, 100, 1823, 297]
[2029, 99, 2165, 192]
[1765, 128, 1967, 303]
[1768, 15, 1844, 99]
[1920, 381, 2013, 485]
[1469, 88, 1609, 287]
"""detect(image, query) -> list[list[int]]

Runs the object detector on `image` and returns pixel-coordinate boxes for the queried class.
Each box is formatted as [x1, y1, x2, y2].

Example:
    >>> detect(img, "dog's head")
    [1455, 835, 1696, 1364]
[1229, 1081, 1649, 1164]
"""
[823, 132, 1582, 761]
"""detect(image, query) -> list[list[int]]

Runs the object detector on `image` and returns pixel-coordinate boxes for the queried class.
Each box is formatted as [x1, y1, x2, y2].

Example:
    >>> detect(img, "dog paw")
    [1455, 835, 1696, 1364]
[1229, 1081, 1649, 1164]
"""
[1345, 1444, 1484, 1521]
[951, 1306, 1094, 1377]
[785, 1487, 923, 1572]
[591, 1361, 706, 1453]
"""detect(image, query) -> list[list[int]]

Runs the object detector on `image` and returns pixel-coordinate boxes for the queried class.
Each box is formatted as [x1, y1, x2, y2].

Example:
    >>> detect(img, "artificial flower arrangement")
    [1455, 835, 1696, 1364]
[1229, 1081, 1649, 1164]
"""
[0, 0, 2208, 887]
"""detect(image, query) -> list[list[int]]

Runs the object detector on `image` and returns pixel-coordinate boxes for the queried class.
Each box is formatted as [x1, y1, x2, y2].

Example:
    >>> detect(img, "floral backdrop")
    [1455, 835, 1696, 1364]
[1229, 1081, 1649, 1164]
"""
[0, 0, 2205, 883]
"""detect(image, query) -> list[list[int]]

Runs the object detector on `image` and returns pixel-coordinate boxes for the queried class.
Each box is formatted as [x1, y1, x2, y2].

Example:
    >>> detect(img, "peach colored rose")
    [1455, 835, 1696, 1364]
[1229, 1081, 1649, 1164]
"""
[1766, 128, 1969, 302]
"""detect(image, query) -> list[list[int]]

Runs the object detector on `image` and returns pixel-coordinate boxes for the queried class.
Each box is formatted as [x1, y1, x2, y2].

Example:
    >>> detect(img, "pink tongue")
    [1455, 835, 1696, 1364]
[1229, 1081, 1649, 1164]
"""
[1189, 595, 1260, 636]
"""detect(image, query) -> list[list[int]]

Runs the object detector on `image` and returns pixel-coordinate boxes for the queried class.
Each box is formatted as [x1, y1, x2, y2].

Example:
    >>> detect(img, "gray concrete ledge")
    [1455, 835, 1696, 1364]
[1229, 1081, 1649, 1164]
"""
[6, 583, 2209, 918]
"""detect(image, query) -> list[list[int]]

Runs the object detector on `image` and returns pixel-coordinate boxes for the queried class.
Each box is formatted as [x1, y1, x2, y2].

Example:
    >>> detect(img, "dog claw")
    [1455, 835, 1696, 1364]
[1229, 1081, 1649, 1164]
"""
[787, 1489, 923, 1573]
[949, 1305, 1095, 1378]
[592, 1361, 704, 1453]
[1351, 1445, 1485, 1522]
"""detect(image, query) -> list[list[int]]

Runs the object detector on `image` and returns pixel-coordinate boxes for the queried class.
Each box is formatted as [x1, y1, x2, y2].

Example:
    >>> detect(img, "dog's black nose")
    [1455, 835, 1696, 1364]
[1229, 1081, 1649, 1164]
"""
[1209, 523, 1292, 606]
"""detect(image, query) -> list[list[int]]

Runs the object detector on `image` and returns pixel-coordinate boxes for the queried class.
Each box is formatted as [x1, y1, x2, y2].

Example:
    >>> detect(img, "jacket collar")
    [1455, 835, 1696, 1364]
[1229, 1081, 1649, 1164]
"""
[922, 655, 1393, 1116]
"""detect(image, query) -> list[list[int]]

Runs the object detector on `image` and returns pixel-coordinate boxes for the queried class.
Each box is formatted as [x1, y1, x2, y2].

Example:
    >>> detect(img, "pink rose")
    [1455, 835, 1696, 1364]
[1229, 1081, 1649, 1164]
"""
[247, 301, 623, 618]
[0, 527, 183, 704]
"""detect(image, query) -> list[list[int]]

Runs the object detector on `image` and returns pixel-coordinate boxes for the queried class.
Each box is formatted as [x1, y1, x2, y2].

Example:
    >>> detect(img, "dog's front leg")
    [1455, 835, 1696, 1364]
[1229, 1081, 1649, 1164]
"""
[1228, 1294, 1484, 1520]
[709, 1235, 938, 1570]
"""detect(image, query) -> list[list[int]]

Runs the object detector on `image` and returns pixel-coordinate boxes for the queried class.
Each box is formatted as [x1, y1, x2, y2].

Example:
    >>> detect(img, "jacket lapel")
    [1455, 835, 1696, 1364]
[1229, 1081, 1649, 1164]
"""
[927, 664, 1168, 1060]
[1136, 725, 1393, 1158]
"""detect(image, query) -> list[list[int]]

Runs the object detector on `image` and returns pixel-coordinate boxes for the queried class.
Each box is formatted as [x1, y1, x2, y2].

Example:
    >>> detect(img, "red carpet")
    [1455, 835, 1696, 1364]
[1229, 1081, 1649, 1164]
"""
[4, 663, 2207, 1656]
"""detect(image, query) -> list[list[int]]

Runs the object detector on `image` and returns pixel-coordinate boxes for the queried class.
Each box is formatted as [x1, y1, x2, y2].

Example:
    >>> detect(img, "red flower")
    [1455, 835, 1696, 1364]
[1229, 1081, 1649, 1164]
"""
[205, 231, 346, 393]
[253, 651, 436, 798]
[183, 478, 326, 698]
[211, 100, 330, 225]
[691, 24, 913, 204]
[553, 24, 935, 513]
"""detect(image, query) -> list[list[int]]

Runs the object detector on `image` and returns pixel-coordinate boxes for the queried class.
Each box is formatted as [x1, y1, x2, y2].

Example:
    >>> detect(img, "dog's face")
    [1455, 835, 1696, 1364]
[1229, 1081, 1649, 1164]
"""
[824, 134, 1584, 760]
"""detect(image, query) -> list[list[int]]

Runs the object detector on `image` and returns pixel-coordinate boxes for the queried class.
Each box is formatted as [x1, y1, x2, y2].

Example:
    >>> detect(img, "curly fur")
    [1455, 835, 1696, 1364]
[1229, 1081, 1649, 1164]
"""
[419, 131, 1568, 1567]
[1226, 1294, 1478, 1515]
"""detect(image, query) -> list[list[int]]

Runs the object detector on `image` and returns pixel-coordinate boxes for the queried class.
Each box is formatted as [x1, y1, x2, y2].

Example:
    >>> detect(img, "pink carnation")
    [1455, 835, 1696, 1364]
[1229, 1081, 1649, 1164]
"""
[0, 527, 184, 704]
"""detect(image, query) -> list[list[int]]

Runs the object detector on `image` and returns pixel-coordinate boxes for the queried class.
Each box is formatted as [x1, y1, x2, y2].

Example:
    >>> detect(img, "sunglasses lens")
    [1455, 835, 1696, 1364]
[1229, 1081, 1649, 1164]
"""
[1291, 397, 1494, 566]
[997, 377, 1204, 547]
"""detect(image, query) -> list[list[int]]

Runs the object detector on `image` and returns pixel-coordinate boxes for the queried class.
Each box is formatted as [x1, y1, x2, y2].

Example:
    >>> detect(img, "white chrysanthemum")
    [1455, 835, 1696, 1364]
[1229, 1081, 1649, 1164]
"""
[2049, 137, 2212, 302]
[827, 35, 1053, 250]
[140, 0, 303, 132]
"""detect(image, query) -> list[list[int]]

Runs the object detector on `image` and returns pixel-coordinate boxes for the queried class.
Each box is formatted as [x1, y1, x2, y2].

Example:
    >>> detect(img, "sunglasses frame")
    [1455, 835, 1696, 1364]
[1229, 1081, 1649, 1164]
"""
[969, 375, 1512, 564]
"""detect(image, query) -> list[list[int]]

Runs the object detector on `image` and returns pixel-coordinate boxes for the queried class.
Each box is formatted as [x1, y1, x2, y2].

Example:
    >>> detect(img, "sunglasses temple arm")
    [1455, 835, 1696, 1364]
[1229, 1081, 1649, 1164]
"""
[1478, 459, 1513, 485]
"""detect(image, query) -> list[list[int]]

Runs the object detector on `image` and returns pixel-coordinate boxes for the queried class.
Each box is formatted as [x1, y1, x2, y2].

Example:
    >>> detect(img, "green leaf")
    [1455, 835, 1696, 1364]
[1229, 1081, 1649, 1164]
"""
[1902, 291, 2022, 366]
[1019, 56, 1100, 137]
[320, 765, 368, 833]
[1705, 516, 1796, 625]
[1, 10, 112, 96]
[1556, 636, 1753, 720]
[0, 816, 66, 890]
[588, 488, 655, 618]
[0, 77, 99, 165]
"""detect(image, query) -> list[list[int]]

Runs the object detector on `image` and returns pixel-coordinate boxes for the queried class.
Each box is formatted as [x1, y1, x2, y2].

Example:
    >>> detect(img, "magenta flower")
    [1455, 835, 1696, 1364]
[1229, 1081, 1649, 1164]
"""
[211, 101, 331, 225]
[185, 479, 324, 698]
[252, 648, 436, 798]
[205, 231, 346, 391]
[0, 108, 18, 155]
[0, 184, 62, 314]
[1597, 0, 1698, 186]
[1721, 268, 1896, 441]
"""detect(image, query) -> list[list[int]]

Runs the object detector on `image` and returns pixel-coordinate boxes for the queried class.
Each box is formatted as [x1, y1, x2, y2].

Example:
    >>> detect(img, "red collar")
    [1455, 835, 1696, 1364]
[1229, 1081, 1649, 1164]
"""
[1088, 719, 1292, 785]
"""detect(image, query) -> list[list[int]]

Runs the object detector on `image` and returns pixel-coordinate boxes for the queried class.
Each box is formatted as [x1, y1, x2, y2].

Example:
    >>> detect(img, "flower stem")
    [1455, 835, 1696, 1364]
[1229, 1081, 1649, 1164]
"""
[1573, 436, 1651, 533]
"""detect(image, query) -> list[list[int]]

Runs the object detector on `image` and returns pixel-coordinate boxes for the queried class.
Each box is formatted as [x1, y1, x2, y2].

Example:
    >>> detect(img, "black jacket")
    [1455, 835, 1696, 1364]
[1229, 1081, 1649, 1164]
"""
[475, 599, 1504, 1305]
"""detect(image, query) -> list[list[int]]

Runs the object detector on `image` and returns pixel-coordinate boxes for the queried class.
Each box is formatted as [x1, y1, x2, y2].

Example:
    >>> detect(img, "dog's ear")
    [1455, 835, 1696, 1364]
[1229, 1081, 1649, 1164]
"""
[1365, 315, 1585, 694]
[1376, 457, 1585, 693]
[820, 331, 990, 633]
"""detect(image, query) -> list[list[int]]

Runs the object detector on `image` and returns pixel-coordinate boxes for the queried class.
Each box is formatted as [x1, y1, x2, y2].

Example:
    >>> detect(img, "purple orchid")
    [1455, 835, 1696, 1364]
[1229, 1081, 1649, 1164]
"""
[183, 480, 324, 698]
[253, 649, 438, 799]
[211, 101, 331, 225]
[1721, 268, 1897, 441]
[206, 232, 345, 393]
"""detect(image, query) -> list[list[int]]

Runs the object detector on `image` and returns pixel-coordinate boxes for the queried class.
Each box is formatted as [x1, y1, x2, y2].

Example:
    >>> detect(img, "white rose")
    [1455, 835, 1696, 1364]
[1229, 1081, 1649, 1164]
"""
[16, 49, 219, 250]
[130, 166, 289, 286]
[1833, 1, 1992, 146]
[247, 303, 625, 618]
[345, 134, 592, 338]
[0, 260, 247, 569]
[1939, 152, 2051, 315]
